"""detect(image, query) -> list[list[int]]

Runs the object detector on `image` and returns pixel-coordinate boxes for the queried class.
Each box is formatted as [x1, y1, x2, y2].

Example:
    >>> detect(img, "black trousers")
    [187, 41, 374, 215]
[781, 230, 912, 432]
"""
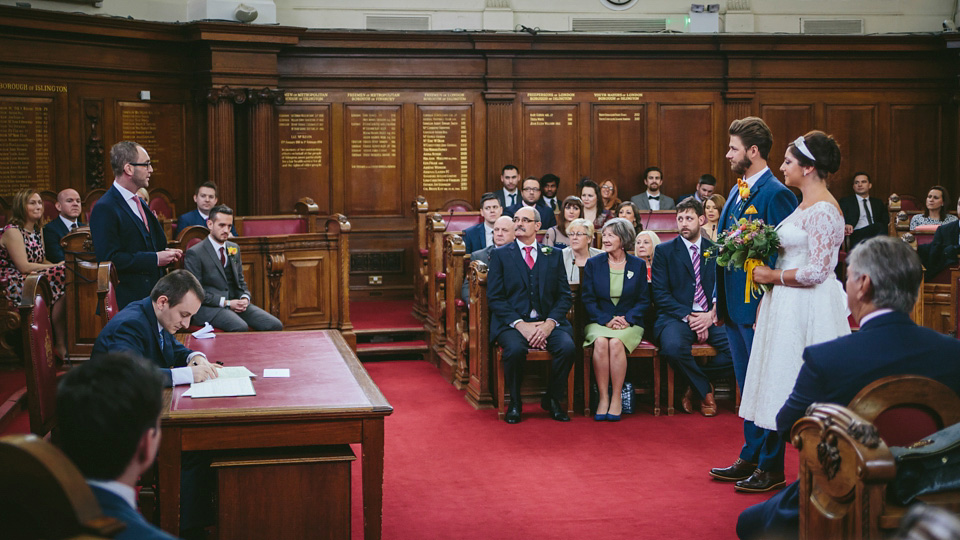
[497, 326, 575, 405]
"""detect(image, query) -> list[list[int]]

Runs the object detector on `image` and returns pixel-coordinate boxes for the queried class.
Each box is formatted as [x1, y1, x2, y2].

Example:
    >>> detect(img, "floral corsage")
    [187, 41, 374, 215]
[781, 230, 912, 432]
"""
[227, 246, 238, 256]
[541, 246, 554, 255]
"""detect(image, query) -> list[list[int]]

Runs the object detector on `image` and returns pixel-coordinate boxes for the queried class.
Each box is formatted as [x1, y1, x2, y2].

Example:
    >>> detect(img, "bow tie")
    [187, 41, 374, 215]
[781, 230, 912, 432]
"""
[737, 178, 750, 200]
[648, 195, 660, 200]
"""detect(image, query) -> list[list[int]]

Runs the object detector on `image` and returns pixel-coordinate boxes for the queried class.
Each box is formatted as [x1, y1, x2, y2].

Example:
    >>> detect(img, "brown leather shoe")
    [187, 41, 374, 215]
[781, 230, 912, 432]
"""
[709, 458, 757, 481]
[700, 392, 717, 417]
[681, 387, 695, 414]
[734, 469, 786, 493]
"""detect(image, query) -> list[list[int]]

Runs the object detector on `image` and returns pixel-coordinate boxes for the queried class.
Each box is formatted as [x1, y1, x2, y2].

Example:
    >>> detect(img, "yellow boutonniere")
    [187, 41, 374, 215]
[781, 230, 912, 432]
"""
[744, 205, 758, 215]
[227, 246, 238, 256]
[737, 178, 750, 200]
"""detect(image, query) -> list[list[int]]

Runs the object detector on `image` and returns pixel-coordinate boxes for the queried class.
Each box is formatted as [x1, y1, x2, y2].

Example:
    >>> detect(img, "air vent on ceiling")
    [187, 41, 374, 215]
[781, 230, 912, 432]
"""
[572, 18, 667, 33]
[366, 15, 431, 31]
[801, 18, 864, 34]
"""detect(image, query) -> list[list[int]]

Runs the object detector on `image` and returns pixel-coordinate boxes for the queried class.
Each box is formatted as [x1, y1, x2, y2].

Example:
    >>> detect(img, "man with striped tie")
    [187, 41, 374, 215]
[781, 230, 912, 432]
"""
[651, 197, 733, 417]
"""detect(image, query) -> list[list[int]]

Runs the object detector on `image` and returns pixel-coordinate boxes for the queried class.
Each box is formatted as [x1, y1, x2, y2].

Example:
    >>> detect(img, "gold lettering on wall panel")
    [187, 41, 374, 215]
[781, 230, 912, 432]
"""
[278, 105, 330, 213]
[284, 92, 329, 103]
[118, 102, 185, 193]
[593, 93, 645, 102]
[345, 105, 402, 216]
[592, 105, 646, 197]
[418, 106, 470, 193]
[523, 104, 579, 195]
[0, 97, 54, 194]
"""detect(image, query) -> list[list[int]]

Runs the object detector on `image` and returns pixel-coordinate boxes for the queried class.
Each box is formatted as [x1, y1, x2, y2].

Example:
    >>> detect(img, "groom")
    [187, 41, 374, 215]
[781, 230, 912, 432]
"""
[710, 117, 798, 493]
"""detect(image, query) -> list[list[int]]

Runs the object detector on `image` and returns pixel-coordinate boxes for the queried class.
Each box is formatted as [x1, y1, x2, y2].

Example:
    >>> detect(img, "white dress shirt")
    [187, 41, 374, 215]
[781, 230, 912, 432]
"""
[484, 223, 494, 248]
[503, 188, 519, 207]
[112, 183, 160, 266]
[160, 321, 203, 386]
[854, 195, 872, 230]
[87, 479, 137, 510]
[646, 191, 661, 211]
[59, 215, 79, 230]
[207, 236, 250, 307]
[736, 167, 770, 204]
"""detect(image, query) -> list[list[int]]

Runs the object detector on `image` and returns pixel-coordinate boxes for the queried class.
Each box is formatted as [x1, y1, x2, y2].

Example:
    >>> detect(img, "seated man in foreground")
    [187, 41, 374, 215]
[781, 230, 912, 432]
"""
[184, 204, 282, 332]
[93, 269, 220, 386]
[57, 352, 176, 540]
[486, 206, 575, 424]
[737, 236, 960, 540]
[462, 215, 515, 304]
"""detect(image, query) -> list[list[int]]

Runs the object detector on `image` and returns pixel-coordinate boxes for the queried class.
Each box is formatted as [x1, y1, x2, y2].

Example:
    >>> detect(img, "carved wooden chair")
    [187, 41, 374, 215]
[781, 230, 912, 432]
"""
[439, 233, 469, 387]
[848, 375, 960, 448]
[19, 273, 62, 437]
[412, 196, 430, 321]
[494, 346, 575, 421]
[82, 188, 106, 225]
[147, 188, 176, 221]
[442, 199, 473, 212]
[40, 189, 59, 222]
[0, 434, 125, 540]
[96, 262, 119, 327]
[176, 224, 210, 251]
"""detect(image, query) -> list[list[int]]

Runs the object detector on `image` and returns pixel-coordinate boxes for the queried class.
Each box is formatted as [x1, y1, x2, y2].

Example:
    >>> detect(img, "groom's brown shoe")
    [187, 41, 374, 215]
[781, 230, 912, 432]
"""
[681, 387, 695, 414]
[709, 459, 756, 481]
[734, 469, 786, 493]
[700, 392, 718, 417]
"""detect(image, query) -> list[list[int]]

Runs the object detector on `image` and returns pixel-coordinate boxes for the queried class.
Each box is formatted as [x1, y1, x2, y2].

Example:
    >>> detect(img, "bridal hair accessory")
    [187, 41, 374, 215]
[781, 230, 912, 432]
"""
[793, 136, 816, 162]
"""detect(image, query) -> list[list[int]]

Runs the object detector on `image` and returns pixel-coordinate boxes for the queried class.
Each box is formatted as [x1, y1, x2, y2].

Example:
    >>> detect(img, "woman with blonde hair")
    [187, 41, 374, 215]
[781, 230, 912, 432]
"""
[0, 188, 68, 358]
[561, 218, 602, 284]
[634, 230, 661, 282]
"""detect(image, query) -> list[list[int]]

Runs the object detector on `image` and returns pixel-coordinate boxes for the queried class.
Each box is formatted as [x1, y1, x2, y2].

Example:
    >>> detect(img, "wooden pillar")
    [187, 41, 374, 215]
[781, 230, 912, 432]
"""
[205, 87, 244, 210]
[248, 88, 285, 215]
[483, 91, 516, 193]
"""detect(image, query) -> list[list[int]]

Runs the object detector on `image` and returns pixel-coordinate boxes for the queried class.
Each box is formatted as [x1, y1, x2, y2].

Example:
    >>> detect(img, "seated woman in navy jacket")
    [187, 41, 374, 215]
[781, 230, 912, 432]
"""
[581, 218, 649, 421]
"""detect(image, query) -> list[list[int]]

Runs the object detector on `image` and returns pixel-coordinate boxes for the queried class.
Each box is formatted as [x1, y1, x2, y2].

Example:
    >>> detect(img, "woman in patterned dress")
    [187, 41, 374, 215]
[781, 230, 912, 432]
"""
[0, 188, 68, 358]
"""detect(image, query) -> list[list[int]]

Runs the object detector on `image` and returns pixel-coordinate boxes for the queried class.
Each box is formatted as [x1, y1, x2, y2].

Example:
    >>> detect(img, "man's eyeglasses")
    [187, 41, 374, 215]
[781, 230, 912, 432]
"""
[513, 217, 537, 224]
[129, 161, 152, 167]
[522, 187, 540, 192]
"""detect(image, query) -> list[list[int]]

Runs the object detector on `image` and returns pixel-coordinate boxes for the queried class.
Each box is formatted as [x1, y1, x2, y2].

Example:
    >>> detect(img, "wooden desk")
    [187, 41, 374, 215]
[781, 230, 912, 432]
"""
[159, 330, 393, 539]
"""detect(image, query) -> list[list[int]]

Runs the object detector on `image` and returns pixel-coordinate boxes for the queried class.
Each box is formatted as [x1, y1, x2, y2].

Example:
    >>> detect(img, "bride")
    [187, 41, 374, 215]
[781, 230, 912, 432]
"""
[740, 131, 850, 433]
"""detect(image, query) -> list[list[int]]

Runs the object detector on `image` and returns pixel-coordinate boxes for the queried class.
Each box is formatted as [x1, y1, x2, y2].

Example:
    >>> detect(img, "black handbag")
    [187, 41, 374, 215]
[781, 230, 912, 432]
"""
[889, 421, 960, 505]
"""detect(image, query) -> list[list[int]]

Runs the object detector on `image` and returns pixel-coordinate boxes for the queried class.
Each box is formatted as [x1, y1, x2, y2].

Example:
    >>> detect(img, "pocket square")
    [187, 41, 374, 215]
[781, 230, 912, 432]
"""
[744, 205, 758, 215]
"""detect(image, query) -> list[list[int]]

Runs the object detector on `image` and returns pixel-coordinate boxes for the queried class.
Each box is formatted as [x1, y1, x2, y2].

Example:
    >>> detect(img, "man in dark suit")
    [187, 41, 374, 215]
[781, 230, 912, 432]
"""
[463, 192, 503, 254]
[42, 188, 83, 263]
[737, 236, 960, 540]
[486, 206, 576, 423]
[839, 171, 888, 249]
[184, 205, 282, 332]
[92, 270, 220, 387]
[493, 164, 521, 210]
[923, 197, 960, 279]
[652, 198, 733, 417]
[57, 352, 178, 540]
[504, 176, 557, 230]
[462, 215, 515, 303]
[90, 141, 182, 309]
[711, 117, 798, 493]
[539, 173, 561, 212]
[677, 173, 717, 206]
[175, 181, 235, 237]
[630, 166, 676, 211]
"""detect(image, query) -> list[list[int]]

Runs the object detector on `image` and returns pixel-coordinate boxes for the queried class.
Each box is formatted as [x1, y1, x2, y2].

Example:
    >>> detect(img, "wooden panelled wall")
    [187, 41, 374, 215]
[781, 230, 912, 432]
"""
[1, 7, 958, 298]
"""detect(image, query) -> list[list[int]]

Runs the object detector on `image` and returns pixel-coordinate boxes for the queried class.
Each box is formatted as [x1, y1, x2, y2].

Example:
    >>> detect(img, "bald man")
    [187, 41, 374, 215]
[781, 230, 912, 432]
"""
[43, 188, 83, 263]
[462, 215, 516, 304]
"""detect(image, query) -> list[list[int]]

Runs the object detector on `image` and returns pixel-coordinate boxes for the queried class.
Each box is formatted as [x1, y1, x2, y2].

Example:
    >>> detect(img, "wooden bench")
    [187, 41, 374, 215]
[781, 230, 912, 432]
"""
[61, 229, 103, 360]
[437, 234, 469, 387]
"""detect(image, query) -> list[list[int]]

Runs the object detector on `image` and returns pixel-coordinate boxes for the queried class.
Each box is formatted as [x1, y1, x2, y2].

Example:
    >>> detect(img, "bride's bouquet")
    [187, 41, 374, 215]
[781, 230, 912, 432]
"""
[705, 218, 780, 303]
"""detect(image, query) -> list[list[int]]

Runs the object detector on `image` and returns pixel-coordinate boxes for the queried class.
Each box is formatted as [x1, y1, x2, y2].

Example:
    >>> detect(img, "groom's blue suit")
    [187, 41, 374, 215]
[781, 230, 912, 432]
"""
[716, 168, 798, 474]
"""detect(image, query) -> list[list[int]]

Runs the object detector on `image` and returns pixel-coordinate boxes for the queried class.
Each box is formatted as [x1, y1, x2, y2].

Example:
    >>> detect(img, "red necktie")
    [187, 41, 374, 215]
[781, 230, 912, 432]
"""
[132, 195, 149, 231]
[220, 246, 226, 267]
[524, 246, 535, 269]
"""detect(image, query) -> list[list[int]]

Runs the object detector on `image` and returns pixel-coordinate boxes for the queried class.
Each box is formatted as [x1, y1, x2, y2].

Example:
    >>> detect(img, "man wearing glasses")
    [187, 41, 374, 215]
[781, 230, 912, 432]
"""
[91, 141, 183, 309]
[504, 176, 557, 231]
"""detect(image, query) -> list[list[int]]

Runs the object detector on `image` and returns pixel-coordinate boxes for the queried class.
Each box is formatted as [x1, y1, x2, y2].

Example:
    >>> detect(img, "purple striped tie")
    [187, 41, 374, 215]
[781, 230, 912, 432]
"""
[691, 244, 707, 310]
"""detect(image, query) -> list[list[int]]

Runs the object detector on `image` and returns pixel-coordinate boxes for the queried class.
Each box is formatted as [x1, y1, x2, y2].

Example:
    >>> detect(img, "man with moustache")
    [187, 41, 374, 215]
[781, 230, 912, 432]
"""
[486, 206, 575, 423]
[43, 188, 83, 263]
[652, 198, 733, 417]
[462, 192, 503, 254]
[505, 176, 557, 230]
[462, 215, 516, 304]
[493, 164, 521, 209]
[709, 117, 798, 493]
[631, 167, 676, 211]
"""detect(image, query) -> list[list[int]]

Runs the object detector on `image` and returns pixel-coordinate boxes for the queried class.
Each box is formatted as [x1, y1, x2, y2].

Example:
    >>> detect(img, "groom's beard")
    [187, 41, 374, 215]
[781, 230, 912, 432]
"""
[731, 156, 752, 176]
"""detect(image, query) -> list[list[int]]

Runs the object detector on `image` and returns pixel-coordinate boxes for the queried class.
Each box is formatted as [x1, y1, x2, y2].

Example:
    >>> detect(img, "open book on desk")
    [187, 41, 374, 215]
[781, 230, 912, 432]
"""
[183, 366, 256, 398]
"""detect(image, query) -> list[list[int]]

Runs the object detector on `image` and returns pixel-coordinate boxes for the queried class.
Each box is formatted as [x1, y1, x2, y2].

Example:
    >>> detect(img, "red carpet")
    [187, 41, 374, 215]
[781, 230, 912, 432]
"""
[352, 300, 422, 331]
[357, 360, 798, 540]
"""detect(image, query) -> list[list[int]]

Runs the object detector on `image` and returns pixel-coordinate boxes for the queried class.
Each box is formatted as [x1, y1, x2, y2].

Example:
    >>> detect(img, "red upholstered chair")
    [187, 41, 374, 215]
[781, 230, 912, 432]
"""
[0, 434, 125, 540]
[235, 216, 307, 236]
[96, 262, 119, 326]
[82, 188, 106, 224]
[847, 374, 960, 448]
[443, 213, 482, 233]
[147, 188, 176, 221]
[176, 225, 210, 251]
[899, 195, 920, 212]
[40, 190, 59, 222]
[442, 199, 473, 212]
[641, 210, 679, 232]
[18, 273, 62, 438]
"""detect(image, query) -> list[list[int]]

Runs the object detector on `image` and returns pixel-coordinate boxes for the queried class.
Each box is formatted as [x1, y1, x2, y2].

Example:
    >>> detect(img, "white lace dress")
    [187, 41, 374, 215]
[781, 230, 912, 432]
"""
[739, 201, 851, 431]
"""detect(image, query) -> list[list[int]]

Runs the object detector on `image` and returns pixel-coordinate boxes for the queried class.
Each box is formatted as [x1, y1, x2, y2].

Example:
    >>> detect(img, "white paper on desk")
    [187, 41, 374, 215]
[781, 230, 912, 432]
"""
[263, 369, 290, 378]
[217, 366, 256, 379]
[191, 322, 216, 339]
[184, 376, 255, 398]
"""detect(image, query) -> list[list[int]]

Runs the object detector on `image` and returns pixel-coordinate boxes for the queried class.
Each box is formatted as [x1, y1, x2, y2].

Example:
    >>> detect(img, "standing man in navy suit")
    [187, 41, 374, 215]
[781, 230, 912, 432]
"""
[57, 352, 178, 540]
[90, 141, 182, 309]
[710, 117, 798, 492]
[653, 198, 733, 417]
[504, 177, 558, 231]
[487, 206, 576, 424]
[175, 181, 235, 237]
[462, 192, 503, 254]
[737, 236, 960, 540]
[42, 188, 83, 263]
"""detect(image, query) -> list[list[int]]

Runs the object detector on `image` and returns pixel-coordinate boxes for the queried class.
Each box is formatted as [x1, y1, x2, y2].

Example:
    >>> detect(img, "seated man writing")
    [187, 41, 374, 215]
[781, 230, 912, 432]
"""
[737, 236, 960, 540]
[184, 204, 282, 332]
[93, 269, 220, 386]
[57, 352, 176, 540]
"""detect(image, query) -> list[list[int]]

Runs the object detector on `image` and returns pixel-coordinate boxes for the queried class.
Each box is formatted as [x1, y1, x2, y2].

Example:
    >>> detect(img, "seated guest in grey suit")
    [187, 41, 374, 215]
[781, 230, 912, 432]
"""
[630, 166, 676, 211]
[57, 352, 178, 540]
[184, 205, 282, 332]
[462, 215, 515, 304]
